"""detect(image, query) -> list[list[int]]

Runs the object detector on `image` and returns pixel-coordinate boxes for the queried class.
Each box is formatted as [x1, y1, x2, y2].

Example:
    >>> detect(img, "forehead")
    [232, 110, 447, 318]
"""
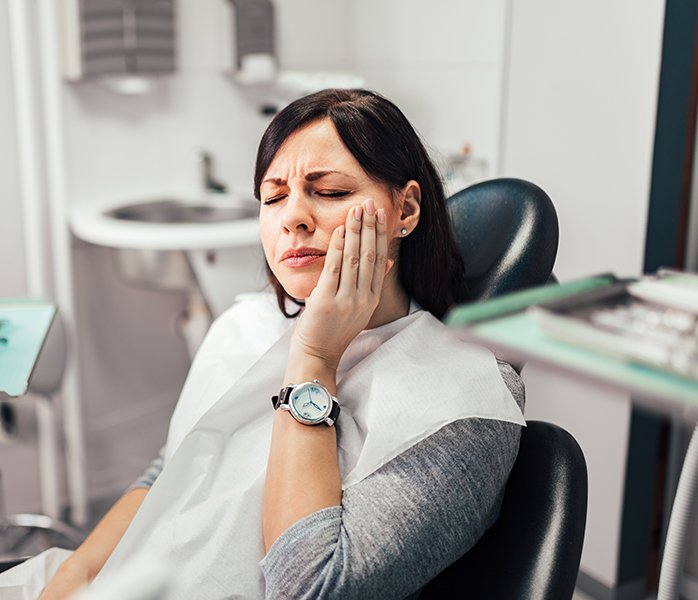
[264, 118, 364, 180]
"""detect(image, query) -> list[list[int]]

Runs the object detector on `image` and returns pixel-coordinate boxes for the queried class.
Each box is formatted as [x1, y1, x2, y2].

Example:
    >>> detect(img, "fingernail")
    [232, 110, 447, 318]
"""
[354, 205, 363, 220]
[338, 225, 345, 238]
[377, 208, 385, 224]
[365, 198, 375, 215]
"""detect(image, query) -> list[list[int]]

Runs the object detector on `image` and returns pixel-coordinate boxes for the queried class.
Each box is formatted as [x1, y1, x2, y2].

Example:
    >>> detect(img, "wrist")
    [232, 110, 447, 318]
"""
[288, 335, 343, 370]
[283, 353, 337, 395]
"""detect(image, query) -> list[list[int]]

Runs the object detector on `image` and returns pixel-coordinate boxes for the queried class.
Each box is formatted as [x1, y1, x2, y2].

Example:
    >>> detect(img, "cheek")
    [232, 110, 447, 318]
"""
[316, 203, 352, 231]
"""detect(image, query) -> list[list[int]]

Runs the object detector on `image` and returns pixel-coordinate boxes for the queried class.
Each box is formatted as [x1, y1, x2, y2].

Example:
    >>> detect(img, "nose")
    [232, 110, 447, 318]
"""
[281, 190, 314, 233]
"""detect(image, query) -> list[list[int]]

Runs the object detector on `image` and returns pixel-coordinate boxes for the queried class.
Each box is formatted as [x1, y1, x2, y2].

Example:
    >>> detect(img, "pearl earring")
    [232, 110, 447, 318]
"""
[401, 228, 408, 236]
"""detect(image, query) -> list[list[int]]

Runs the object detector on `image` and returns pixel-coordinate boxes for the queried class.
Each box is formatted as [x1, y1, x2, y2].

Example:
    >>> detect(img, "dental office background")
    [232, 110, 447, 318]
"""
[1, 0, 697, 598]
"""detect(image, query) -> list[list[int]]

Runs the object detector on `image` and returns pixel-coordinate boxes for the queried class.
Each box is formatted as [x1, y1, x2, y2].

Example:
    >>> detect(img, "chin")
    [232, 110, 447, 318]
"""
[276, 270, 321, 301]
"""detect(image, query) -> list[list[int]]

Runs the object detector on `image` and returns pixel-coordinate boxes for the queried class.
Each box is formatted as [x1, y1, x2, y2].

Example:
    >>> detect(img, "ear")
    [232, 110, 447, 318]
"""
[395, 180, 421, 237]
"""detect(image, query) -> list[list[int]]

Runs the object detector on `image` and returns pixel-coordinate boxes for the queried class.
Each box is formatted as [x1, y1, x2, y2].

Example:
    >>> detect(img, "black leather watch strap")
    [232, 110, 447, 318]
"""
[327, 399, 341, 425]
[271, 386, 291, 410]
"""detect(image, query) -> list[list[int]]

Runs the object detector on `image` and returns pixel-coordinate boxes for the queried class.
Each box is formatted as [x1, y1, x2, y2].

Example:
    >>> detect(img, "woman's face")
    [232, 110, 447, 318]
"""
[258, 118, 408, 300]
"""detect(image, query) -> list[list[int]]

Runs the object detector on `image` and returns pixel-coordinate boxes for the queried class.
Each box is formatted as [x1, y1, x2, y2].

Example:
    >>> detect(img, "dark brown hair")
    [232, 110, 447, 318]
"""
[254, 88, 467, 319]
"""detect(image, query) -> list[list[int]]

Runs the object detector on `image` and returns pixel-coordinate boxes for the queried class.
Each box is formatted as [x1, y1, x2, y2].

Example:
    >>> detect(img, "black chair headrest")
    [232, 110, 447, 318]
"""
[447, 178, 559, 302]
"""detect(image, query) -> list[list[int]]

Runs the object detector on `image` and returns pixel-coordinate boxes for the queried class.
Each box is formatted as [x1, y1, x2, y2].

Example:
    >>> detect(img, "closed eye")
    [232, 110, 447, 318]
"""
[263, 195, 287, 205]
[316, 190, 352, 198]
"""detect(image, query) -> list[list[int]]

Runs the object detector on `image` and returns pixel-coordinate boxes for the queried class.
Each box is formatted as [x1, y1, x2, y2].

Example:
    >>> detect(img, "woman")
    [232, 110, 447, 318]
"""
[40, 89, 525, 599]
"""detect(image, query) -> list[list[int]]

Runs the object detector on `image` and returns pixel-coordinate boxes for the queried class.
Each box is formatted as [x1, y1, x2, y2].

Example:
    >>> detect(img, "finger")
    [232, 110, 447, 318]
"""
[338, 204, 362, 294]
[357, 199, 378, 295]
[370, 207, 389, 295]
[314, 224, 345, 297]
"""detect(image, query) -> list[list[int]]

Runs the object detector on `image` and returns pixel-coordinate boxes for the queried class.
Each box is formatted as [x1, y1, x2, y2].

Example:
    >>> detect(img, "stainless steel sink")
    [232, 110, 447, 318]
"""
[70, 193, 265, 351]
[105, 198, 258, 224]
[96, 196, 261, 295]
[114, 247, 200, 292]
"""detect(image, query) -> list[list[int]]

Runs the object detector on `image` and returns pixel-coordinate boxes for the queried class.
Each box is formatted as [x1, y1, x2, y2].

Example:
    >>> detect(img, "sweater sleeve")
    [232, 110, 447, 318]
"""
[125, 445, 166, 493]
[260, 362, 525, 600]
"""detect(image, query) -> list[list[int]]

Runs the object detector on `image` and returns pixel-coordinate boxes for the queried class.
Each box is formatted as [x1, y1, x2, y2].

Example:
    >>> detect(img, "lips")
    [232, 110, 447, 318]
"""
[280, 247, 326, 267]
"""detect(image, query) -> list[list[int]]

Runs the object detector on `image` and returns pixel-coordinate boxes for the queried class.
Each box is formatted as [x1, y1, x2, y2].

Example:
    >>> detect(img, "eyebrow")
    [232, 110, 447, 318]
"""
[262, 170, 354, 186]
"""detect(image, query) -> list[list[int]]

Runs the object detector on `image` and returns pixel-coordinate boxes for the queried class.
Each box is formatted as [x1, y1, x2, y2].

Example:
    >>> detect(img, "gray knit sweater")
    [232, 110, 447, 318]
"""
[129, 362, 524, 599]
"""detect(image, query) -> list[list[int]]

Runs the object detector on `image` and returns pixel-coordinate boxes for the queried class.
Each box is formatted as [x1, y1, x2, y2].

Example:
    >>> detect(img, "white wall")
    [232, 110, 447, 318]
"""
[502, 1, 664, 281]
[501, 0, 666, 589]
[349, 0, 506, 180]
[0, 2, 28, 298]
[276, 0, 353, 71]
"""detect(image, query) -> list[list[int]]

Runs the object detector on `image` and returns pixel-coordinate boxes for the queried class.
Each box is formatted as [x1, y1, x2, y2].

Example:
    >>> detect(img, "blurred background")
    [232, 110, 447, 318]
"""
[1, 0, 697, 598]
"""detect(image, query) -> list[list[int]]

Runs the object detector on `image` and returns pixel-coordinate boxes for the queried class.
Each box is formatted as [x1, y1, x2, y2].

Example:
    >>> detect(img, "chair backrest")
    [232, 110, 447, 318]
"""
[447, 177, 559, 302]
[419, 421, 588, 600]
[420, 180, 586, 599]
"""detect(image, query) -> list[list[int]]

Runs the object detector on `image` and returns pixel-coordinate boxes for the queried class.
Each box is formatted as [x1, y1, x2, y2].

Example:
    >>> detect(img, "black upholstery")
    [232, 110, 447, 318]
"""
[447, 178, 559, 302]
[420, 422, 588, 600]
[420, 178, 587, 600]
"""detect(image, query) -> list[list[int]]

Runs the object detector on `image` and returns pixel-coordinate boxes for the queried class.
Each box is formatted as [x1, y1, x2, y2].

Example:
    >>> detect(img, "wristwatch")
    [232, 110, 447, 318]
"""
[271, 379, 340, 426]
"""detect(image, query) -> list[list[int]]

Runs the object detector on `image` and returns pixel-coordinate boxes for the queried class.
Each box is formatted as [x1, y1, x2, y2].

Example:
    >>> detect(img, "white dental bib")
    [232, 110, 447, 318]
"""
[95, 293, 525, 599]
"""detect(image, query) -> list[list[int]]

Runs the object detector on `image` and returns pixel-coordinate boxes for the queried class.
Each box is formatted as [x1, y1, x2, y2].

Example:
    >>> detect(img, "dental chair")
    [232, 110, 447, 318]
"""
[419, 178, 587, 599]
[0, 310, 83, 568]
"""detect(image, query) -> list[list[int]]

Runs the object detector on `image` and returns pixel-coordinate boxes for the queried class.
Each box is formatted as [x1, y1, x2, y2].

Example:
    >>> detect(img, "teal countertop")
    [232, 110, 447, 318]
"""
[446, 276, 698, 419]
[0, 299, 56, 397]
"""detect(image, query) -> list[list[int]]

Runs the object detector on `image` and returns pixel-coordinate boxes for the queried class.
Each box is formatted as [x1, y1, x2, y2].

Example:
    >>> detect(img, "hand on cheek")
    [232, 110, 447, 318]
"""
[290, 200, 393, 370]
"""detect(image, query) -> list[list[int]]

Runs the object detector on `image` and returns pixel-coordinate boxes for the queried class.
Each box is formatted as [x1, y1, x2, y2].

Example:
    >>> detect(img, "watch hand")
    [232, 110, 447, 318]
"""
[306, 389, 320, 410]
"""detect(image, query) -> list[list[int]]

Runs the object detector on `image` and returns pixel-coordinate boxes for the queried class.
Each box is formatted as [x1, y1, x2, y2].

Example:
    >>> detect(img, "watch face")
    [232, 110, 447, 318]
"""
[289, 382, 332, 424]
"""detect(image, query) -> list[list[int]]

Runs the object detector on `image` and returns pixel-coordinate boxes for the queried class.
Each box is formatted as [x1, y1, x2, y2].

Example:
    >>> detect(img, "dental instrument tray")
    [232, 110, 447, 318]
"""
[530, 271, 698, 381]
